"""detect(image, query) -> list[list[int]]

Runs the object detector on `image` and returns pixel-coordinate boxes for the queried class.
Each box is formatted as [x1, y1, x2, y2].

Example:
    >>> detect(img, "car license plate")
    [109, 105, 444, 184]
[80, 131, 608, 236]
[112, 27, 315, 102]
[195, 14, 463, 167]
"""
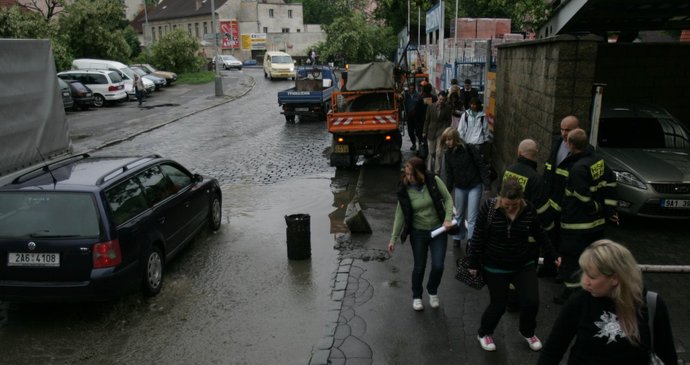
[334, 144, 349, 153]
[660, 199, 690, 209]
[295, 107, 309, 112]
[8, 252, 60, 267]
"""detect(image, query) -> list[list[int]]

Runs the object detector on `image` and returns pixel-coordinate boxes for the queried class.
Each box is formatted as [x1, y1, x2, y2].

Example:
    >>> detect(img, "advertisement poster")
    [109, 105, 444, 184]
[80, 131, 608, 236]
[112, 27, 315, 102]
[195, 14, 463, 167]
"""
[220, 19, 239, 49]
[241, 33, 266, 50]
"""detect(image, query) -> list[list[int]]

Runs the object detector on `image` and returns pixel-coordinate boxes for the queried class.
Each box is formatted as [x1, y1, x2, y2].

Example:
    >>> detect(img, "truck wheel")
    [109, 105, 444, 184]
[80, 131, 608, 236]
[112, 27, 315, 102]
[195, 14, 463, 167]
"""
[285, 115, 295, 123]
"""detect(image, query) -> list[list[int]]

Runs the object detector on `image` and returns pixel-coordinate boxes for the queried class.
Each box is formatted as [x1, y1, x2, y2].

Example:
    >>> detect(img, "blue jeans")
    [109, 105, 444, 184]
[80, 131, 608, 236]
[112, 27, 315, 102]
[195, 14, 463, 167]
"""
[451, 184, 482, 241]
[410, 229, 448, 298]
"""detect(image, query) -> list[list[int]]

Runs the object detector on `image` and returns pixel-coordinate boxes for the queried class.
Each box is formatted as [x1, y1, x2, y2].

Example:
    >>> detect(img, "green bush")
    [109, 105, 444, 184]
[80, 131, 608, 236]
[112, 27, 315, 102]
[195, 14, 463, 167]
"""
[149, 29, 205, 73]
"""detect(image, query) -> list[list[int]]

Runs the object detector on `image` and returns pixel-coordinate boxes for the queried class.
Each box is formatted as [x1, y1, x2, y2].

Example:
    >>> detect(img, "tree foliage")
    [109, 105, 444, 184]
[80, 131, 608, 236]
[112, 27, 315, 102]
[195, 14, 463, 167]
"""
[316, 13, 397, 64]
[300, 0, 372, 24]
[17, 0, 66, 21]
[149, 29, 204, 73]
[0, 5, 72, 70]
[58, 0, 131, 62]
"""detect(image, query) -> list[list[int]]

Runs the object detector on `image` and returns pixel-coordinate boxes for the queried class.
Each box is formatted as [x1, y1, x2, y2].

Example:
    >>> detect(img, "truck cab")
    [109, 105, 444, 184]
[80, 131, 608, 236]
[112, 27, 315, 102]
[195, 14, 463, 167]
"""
[277, 65, 339, 123]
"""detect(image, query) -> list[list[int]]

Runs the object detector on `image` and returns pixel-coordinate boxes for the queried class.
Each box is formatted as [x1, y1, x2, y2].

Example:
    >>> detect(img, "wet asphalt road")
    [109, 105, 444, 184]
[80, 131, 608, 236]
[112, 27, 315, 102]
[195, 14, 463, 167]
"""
[1, 68, 689, 364]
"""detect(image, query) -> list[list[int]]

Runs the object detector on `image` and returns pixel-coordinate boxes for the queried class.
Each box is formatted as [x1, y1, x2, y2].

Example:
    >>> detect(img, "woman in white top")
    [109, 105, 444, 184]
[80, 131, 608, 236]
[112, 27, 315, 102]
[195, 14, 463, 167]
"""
[458, 97, 493, 179]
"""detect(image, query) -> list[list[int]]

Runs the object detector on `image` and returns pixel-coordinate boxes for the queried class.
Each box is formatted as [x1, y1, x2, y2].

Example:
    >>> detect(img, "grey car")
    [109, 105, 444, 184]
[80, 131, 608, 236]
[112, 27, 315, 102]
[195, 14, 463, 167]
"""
[132, 66, 166, 90]
[596, 105, 690, 218]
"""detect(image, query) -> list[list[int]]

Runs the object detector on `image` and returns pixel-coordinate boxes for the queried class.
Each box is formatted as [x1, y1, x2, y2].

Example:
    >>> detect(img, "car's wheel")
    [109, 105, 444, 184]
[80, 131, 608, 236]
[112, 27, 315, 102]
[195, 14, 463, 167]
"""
[238, 67, 242, 71]
[285, 115, 295, 123]
[209, 193, 222, 231]
[93, 94, 105, 108]
[142, 245, 164, 296]
[223, 64, 228, 70]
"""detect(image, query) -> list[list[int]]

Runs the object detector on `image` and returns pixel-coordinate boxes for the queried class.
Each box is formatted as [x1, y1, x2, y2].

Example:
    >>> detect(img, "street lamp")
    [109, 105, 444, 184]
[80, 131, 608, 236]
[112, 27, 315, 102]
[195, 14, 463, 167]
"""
[210, 0, 224, 96]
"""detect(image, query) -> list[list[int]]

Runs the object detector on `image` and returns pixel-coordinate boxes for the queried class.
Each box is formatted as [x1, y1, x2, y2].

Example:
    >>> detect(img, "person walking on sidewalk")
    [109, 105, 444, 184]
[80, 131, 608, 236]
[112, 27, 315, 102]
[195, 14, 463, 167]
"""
[423, 90, 452, 175]
[458, 97, 493, 178]
[388, 157, 454, 311]
[403, 83, 420, 151]
[539, 239, 678, 365]
[441, 127, 490, 248]
[467, 178, 560, 352]
[134, 74, 145, 106]
[554, 128, 618, 305]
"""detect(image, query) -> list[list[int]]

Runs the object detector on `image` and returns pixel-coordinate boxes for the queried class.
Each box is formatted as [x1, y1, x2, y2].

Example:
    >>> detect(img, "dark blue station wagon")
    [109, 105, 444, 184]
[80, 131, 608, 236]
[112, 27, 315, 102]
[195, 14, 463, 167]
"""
[0, 154, 222, 301]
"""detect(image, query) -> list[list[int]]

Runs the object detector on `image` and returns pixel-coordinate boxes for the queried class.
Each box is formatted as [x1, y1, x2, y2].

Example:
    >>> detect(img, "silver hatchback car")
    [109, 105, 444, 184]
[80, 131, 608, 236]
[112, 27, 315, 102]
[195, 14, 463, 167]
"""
[596, 105, 690, 218]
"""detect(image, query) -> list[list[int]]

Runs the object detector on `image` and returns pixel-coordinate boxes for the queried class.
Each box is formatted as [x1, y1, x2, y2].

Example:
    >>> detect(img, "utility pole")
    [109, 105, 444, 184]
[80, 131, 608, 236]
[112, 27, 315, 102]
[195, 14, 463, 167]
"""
[211, 0, 224, 96]
[143, 0, 149, 47]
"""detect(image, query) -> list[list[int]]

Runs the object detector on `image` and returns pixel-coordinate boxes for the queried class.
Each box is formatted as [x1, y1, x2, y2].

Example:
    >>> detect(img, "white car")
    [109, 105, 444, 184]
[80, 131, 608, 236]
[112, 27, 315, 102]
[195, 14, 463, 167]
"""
[57, 70, 127, 107]
[215, 55, 243, 70]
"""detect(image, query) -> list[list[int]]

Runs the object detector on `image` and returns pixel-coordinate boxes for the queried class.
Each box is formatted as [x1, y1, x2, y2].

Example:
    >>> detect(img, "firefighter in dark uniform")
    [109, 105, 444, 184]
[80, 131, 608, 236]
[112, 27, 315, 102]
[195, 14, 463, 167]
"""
[541, 115, 580, 278]
[554, 128, 618, 304]
[501, 139, 554, 311]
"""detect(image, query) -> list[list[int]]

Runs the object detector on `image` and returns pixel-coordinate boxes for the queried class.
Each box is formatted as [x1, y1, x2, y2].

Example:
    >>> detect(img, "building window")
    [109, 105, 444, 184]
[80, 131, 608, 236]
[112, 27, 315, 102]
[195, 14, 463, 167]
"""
[204, 22, 208, 35]
[164, 25, 169, 33]
[263, 26, 268, 33]
[188, 24, 192, 36]
[296, 29, 301, 33]
[152, 27, 156, 41]
[195, 23, 199, 38]
[288, 9, 292, 18]
[269, 9, 274, 17]
[172, 24, 177, 30]
[158, 26, 162, 38]
[282, 28, 289, 33]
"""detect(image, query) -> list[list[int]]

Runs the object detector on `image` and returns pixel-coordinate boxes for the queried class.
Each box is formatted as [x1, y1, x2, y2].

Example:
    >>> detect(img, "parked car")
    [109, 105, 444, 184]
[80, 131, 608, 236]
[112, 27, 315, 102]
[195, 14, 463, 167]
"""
[596, 104, 690, 219]
[57, 70, 127, 107]
[0, 154, 222, 302]
[131, 63, 177, 86]
[132, 66, 166, 90]
[214, 55, 243, 70]
[57, 78, 74, 110]
[72, 58, 154, 100]
[66, 80, 95, 110]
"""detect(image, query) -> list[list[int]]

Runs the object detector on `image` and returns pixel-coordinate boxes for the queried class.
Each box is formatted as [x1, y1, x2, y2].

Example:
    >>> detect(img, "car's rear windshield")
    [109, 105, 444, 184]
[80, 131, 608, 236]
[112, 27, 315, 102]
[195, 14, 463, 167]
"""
[271, 56, 292, 63]
[598, 117, 690, 149]
[0, 192, 101, 238]
[107, 71, 123, 83]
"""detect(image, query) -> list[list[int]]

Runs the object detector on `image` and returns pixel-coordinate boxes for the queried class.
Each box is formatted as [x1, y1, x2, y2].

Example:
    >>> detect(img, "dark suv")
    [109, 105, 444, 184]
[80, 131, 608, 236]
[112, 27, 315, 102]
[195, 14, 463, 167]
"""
[0, 154, 222, 301]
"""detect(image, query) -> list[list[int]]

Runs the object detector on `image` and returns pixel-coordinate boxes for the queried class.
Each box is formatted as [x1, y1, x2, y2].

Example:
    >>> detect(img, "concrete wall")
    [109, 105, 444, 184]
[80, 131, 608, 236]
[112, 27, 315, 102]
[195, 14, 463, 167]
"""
[494, 35, 600, 170]
[594, 43, 690, 126]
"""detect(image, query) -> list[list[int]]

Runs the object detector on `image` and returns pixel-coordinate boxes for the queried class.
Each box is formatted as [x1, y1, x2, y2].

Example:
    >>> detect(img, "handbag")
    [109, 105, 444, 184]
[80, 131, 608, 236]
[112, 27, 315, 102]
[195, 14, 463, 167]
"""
[646, 291, 665, 365]
[418, 140, 429, 159]
[455, 200, 495, 290]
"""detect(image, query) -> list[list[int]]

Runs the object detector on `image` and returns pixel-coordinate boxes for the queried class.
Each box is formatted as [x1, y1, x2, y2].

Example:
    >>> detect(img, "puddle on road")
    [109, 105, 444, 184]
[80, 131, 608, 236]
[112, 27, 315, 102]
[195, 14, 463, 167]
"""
[139, 103, 180, 110]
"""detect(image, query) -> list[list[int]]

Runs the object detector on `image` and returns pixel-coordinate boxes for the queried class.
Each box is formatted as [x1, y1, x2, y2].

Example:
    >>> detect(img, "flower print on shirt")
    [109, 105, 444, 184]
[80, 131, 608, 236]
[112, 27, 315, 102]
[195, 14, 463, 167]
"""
[594, 311, 626, 344]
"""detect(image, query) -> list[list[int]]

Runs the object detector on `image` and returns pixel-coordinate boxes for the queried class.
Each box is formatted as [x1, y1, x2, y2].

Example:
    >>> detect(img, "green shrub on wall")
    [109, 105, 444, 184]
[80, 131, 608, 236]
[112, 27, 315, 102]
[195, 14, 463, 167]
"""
[149, 29, 205, 73]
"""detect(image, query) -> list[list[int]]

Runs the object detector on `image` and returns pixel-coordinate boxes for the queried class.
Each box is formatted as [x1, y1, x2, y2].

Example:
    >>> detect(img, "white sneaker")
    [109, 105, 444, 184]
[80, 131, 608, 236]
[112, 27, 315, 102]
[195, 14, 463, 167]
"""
[429, 294, 440, 308]
[412, 298, 424, 311]
[524, 335, 543, 351]
[477, 335, 496, 351]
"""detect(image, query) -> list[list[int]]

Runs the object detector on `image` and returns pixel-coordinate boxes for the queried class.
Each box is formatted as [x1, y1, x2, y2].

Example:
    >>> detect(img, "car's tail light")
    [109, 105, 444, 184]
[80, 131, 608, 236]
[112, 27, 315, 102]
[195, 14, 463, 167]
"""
[93, 239, 122, 268]
[385, 135, 392, 141]
[108, 85, 119, 91]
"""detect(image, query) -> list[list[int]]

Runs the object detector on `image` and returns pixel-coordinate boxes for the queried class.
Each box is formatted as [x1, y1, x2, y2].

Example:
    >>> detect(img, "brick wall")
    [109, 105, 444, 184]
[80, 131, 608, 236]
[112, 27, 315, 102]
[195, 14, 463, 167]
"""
[494, 35, 600, 171]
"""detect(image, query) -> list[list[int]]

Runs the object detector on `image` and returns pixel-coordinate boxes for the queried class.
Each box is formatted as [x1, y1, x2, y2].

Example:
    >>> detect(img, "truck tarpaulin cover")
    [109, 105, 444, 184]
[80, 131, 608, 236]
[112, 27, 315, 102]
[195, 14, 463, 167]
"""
[346, 61, 395, 91]
[0, 39, 71, 176]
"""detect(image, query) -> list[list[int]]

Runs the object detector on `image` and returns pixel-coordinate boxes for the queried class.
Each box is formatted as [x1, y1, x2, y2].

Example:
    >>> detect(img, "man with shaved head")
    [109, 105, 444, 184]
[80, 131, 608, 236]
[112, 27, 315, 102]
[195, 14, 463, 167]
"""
[542, 115, 580, 280]
[554, 128, 618, 304]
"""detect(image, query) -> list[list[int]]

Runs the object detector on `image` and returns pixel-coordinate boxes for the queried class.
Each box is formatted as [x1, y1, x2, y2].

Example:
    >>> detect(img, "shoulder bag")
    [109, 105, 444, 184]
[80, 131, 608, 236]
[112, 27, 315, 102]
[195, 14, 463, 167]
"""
[455, 199, 495, 290]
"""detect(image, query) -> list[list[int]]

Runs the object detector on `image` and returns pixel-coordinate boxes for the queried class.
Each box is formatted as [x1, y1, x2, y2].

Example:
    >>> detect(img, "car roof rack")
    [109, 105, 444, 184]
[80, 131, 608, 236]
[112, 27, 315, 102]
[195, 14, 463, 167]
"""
[97, 154, 162, 185]
[12, 153, 90, 184]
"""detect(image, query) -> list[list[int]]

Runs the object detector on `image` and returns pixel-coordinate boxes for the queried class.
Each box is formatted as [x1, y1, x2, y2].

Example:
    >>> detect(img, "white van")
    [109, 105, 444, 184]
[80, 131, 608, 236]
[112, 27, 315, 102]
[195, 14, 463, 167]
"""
[263, 51, 295, 80]
[72, 58, 154, 99]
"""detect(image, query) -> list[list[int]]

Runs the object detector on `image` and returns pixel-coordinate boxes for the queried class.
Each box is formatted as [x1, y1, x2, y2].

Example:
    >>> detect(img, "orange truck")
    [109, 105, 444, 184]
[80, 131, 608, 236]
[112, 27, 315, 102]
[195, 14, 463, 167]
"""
[327, 62, 403, 167]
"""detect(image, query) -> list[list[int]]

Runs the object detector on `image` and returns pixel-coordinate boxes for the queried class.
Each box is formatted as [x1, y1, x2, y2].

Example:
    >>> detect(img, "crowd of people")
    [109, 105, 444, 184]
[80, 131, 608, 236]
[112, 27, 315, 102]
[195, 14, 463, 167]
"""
[387, 79, 677, 363]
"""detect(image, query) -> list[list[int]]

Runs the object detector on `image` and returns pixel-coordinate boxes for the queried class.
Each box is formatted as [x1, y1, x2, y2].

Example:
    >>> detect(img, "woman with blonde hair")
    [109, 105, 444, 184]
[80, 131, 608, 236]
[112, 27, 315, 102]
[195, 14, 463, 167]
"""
[441, 127, 490, 247]
[538, 239, 677, 364]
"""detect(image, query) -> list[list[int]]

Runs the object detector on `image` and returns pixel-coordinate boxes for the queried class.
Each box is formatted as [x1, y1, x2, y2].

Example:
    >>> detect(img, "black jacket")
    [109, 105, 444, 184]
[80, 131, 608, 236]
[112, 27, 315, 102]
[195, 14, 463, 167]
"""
[543, 136, 577, 219]
[468, 198, 556, 271]
[459, 87, 479, 110]
[397, 172, 446, 242]
[444, 144, 490, 190]
[502, 156, 552, 229]
[560, 145, 618, 233]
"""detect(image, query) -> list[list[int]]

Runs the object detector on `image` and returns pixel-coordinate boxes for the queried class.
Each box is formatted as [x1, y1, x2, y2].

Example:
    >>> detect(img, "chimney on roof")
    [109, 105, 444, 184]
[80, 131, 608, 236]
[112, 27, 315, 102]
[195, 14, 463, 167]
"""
[196, 0, 202, 11]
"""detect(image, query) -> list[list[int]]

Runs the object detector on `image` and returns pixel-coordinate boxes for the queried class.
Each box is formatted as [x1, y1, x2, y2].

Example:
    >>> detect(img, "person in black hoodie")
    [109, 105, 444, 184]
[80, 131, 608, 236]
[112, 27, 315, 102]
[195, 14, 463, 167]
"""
[539, 239, 677, 365]
[441, 127, 490, 247]
[467, 178, 560, 352]
[388, 157, 454, 312]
